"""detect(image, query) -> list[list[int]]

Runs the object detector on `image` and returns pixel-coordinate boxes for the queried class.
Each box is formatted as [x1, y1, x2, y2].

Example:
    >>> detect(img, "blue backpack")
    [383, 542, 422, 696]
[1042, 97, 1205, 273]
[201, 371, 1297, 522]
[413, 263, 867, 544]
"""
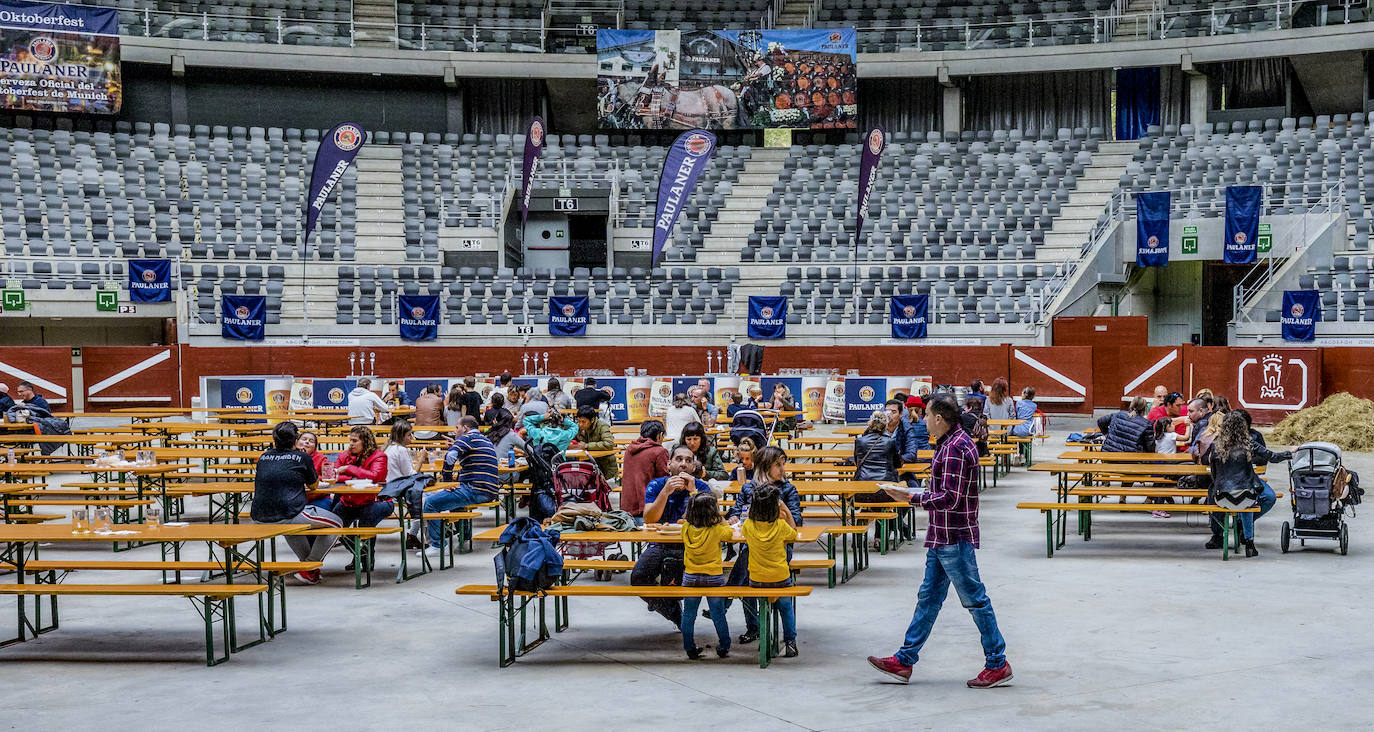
[494, 517, 563, 593]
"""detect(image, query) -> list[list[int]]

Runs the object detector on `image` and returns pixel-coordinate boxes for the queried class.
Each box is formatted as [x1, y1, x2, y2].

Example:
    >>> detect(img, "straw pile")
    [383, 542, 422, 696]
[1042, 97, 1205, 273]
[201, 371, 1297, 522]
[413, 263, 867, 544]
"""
[1269, 392, 1374, 451]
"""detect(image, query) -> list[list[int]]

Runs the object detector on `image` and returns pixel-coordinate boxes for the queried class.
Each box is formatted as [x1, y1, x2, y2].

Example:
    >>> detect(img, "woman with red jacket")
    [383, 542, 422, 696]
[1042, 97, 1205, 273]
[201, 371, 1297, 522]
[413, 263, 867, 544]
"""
[330, 426, 392, 570]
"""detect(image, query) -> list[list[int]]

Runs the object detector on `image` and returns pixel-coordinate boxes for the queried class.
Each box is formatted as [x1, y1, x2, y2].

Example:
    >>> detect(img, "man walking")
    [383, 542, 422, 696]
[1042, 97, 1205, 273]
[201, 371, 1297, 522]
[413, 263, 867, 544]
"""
[867, 393, 1012, 688]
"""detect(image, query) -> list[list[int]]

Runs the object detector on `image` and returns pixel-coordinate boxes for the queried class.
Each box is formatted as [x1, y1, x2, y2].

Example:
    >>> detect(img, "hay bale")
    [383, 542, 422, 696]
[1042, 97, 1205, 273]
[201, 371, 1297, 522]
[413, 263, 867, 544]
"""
[1270, 392, 1374, 451]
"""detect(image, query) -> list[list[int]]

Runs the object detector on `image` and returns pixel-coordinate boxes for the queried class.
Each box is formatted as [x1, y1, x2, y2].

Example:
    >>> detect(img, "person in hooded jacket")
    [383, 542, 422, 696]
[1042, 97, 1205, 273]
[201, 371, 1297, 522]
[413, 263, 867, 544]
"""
[621, 419, 669, 523]
[522, 411, 578, 452]
[1102, 397, 1155, 454]
[1204, 409, 1289, 556]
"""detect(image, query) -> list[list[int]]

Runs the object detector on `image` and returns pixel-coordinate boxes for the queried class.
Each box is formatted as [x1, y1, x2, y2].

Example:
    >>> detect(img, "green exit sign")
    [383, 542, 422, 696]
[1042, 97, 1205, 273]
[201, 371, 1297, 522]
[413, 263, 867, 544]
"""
[96, 290, 117, 311]
[1181, 225, 1198, 255]
[1258, 223, 1272, 253]
[1, 289, 23, 311]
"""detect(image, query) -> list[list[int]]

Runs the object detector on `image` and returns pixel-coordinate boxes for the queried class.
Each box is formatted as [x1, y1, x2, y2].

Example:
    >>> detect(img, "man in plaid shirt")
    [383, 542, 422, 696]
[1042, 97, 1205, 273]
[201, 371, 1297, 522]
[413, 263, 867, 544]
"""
[868, 393, 1012, 688]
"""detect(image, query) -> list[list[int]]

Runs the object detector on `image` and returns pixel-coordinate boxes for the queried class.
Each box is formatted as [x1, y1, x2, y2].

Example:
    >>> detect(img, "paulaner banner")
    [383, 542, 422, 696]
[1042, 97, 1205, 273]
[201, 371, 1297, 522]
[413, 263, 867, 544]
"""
[127, 258, 170, 302]
[305, 122, 365, 242]
[521, 116, 545, 227]
[0, 0, 120, 114]
[1135, 191, 1170, 267]
[398, 294, 439, 341]
[1224, 185, 1262, 265]
[855, 125, 884, 242]
[652, 128, 715, 266]
[221, 294, 266, 341]
[1281, 290, 1320, 342]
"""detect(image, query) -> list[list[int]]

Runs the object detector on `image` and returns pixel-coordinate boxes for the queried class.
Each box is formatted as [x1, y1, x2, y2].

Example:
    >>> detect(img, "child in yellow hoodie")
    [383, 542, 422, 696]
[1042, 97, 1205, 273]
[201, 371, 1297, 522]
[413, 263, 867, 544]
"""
[742, 484, 799, 658]
[680, 492, 734, 659]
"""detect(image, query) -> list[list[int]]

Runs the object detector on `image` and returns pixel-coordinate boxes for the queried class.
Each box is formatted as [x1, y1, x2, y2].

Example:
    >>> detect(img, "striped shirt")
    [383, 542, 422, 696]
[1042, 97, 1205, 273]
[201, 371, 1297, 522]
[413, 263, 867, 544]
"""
[914, 426, 981, 548]
[442, 431, 499, 495]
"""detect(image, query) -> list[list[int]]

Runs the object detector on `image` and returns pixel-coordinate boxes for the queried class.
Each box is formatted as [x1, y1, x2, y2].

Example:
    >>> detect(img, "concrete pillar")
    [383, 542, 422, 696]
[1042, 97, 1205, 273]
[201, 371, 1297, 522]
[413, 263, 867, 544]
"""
[1187, 73, 1208, 127]
[941, 85, 962, 135]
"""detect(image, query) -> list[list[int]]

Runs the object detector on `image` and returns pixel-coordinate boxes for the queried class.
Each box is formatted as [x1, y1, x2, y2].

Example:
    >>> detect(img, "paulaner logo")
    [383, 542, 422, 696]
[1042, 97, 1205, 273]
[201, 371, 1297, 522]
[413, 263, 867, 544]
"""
[235, 387, 253, 404]
[1233, 231, 1248, 245]
[28, 37, 55, 63]
[332, 124, 362, 151]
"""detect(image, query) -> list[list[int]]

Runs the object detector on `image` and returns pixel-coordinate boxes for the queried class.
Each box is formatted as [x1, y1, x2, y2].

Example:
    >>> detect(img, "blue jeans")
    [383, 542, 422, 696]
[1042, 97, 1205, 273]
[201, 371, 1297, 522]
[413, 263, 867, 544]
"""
[681, 573, 730, 653]
[896, 541, 1007, 669]
[750, 577, 796, 643]
[1210, 479, 1278, 541]
[331, 499, 395, 529]
[727, 544, 794, 633]
[424, 485, 495, 548]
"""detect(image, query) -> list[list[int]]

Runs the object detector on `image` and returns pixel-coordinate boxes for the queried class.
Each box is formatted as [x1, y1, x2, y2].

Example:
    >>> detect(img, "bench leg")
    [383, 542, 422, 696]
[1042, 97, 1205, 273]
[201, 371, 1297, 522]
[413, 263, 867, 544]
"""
[757, 598, 773, 669]
[196, 596, 232, 667]
[498, 591, 516, 667]
[1222, 514, 1233, 561]
[1044, 510, 1054, 558]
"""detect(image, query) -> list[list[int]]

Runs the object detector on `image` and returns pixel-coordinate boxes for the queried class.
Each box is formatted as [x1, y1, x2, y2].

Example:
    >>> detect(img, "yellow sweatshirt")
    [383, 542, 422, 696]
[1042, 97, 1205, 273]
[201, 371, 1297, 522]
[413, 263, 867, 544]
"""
[682, 522, 734, 575]
[743, 518, 791, 583]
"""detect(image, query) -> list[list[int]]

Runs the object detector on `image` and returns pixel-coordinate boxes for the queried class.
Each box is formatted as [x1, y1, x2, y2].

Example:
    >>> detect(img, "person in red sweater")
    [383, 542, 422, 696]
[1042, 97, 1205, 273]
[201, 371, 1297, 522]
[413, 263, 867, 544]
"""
[330, 426, 392, 571]
[296, 430, 331, 509]
[620, 419, 669, 525]
[1145, 392, 1188, 437]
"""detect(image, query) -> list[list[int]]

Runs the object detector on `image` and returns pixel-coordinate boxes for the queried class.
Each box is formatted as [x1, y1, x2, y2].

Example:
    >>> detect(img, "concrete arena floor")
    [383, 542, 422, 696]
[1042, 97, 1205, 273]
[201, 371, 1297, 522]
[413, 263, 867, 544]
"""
[5, 416, 1371, 731]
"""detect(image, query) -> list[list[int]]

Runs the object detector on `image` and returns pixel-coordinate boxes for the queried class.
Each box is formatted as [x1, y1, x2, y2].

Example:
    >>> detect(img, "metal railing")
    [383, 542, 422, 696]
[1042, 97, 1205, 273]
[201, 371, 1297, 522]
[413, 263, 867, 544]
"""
[440, 191, 506, 229]
[395, 20, 551, 52]
[1232, 181, 1344, 323]
[125, 5, 355, 46]
[847, 0, 1366, 52]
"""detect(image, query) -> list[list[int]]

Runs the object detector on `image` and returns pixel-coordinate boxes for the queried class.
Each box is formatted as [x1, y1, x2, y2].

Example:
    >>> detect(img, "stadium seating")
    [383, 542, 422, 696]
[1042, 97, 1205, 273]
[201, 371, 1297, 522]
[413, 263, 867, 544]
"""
[746, 128, 1103, 263]
[0, 122, 356, 295]
[1123, 115, 1374, 323]
[623, 0, 770, 30]
[396, 0, 544, 52]
[66, 0, 354, 46]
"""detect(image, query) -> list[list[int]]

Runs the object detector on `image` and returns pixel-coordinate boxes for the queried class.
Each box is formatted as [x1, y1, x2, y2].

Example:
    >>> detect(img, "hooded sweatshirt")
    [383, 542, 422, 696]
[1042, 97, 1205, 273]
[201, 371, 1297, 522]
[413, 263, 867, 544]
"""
[620, 437, 668, 516]
[347, 387, 390, 425]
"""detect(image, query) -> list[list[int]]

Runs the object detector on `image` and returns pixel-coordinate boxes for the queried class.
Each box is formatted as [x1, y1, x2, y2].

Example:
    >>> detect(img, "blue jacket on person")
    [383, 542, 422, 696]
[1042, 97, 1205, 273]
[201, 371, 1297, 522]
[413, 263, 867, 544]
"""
[729, 479, 803, 525]
[901, 415, 929, 461]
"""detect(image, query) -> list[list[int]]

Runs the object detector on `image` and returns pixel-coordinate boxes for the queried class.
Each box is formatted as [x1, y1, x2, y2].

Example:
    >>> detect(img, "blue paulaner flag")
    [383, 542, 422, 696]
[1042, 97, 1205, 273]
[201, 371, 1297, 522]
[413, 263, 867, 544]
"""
[652, 129, 716, 266]
[221, 295, 265, 341]
[1224, 185, 1262, 264]
[548, 296, 589, 336]
[855, 125, 885, 242]
[305, 122, 365, 243]
[1281, 290, 1320, 341]
[1135, 191, 1170, 267]
[398, 294, 439, 341]
[889, 294, 928, 339]
[747, 296, 788, 340]
[521, 116, 545, 227]
[128, 258, 171, 302]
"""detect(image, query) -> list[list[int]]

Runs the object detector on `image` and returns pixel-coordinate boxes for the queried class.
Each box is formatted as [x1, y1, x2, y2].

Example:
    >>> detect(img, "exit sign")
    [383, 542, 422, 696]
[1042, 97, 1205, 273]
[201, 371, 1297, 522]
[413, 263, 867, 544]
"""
[1, 289, 24, 311]
[96, 290, 117, 311]
[1257, 222, 1272, 253]
[1181, 225, 1198, 255]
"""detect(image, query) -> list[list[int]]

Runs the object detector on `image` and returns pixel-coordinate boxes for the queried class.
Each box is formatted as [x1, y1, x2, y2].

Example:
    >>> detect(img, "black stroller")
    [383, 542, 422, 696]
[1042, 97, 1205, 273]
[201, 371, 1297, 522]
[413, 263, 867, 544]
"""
[1281, 442, 1362, 555]
[729, 409, 777, 448]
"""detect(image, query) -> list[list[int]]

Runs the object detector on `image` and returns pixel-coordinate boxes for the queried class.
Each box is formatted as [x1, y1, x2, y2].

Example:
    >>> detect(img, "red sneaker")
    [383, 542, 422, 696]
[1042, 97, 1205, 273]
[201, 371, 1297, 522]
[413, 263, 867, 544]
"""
[967, 663, 1013, 688]
[294, 569, 321, 585]
[867, 655, 912, 684]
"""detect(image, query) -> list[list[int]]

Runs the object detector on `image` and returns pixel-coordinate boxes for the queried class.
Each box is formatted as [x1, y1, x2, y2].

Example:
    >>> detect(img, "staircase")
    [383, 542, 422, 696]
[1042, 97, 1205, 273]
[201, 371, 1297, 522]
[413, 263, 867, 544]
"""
[1110, 0, 1158, 41]
[693, 147, 787, 266]
[774, 0, 813, 28]
[1037, 140, 1139, 262]
[352, 0, 396, 47]
[352, 145, 407, 264]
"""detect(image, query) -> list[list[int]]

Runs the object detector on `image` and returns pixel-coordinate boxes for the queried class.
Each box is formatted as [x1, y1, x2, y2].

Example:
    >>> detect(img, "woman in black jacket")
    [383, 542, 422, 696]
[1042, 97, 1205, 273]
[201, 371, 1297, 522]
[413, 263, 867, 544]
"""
[1205, 410, 1289, 557]
[853, 410, 900, 504]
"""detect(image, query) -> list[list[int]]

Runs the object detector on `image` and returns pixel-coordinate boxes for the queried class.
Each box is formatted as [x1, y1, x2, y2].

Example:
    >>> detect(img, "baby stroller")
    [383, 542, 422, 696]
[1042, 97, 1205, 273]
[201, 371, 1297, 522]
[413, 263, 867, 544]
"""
[729, 409, 776, 448]
[1281, 442, 1362, 555]
[553, 457, 628, 580]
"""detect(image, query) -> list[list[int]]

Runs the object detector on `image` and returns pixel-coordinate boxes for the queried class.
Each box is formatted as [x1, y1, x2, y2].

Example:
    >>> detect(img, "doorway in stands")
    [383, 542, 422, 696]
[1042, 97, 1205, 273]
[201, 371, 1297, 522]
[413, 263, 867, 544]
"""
[1200, 262, 1249, 346]
[568, 215, 609, 272]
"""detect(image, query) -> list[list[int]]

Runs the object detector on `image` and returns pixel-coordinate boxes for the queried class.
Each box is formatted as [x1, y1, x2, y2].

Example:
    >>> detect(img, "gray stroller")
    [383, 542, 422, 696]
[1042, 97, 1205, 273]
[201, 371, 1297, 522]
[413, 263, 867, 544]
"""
[1281, 442, 1362, 555]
